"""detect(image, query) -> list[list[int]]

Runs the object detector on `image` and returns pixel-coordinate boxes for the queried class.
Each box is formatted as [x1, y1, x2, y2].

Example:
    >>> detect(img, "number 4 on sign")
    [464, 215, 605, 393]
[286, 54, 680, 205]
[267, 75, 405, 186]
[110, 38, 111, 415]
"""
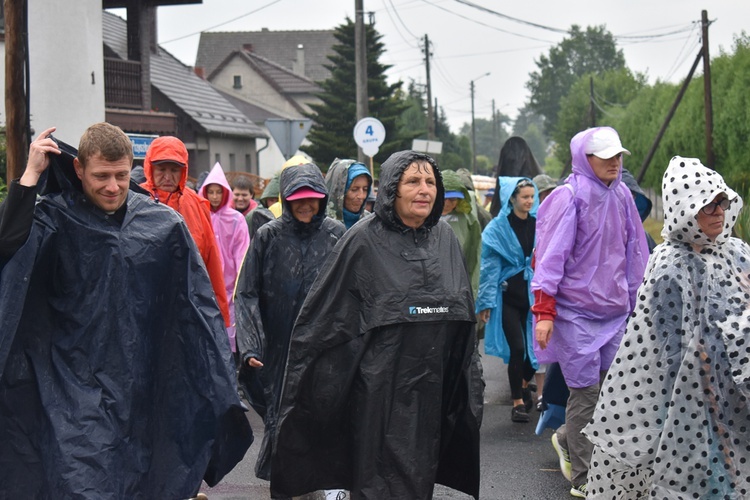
[353, 117, 386, 158]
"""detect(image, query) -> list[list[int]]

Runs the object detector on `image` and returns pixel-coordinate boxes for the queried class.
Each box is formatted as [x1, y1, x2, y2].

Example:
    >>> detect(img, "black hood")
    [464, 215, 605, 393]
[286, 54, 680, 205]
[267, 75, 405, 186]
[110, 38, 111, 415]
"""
[279, 162, 329, 232]
[373, 150, 444, 231]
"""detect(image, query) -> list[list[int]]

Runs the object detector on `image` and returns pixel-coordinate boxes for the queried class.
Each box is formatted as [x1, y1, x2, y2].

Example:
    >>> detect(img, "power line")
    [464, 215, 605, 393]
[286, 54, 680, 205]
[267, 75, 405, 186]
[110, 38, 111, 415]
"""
[449, 0, 567, 34]
[418, 0, 556, 43]
[160, 0, 282, 44]
[380, 0, 421, 49]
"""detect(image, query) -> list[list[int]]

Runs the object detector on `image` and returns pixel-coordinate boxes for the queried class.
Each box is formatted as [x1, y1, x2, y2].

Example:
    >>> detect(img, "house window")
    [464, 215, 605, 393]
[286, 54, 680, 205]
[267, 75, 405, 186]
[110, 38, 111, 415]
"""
[229, 153, 236, 169]
[215, 153, 221, 164]
[245, 154, 251, 170]
[233, 75, 242, 89]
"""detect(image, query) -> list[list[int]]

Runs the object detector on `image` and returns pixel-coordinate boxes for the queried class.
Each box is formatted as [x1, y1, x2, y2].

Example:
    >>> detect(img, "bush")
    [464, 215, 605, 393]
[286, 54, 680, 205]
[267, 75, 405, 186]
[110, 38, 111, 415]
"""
[734, 187, 750, 244]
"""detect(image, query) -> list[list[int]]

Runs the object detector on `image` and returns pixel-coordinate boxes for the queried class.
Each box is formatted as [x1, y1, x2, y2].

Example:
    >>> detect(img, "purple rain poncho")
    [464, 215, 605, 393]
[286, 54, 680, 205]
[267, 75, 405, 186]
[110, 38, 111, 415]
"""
[583, 157, 750, 498]
[530, 127, 649, 388]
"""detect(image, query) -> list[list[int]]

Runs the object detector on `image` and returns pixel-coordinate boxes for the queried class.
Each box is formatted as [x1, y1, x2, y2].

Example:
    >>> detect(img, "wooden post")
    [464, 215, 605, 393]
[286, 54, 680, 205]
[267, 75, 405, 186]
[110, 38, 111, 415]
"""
[636, 50, 703, 184]
[5, 0, 29, 182]
[701, 10, 714, 168]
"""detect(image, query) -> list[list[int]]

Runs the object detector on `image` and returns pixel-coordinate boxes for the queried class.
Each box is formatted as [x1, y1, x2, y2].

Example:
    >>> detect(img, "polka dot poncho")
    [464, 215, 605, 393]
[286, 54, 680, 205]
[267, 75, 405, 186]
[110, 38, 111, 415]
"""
[583, 156, 750, 499]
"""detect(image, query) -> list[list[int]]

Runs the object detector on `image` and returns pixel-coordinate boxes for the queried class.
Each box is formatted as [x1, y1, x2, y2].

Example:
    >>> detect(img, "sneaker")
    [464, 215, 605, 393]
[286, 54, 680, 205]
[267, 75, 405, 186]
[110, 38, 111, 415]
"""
[551, 433, 572, 481]
[511, 404, 530, 423]
[570, 483, 588, 498]
[522, 387, 534, 412]
[536, 396, 544, 412]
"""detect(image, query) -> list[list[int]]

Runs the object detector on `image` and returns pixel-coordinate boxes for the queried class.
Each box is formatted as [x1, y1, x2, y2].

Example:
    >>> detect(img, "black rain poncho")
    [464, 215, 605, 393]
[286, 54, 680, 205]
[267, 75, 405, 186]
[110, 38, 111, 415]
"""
[270, 151, 482, 499]
[235, 162, 345, 479]
[0, 147, 252, 499]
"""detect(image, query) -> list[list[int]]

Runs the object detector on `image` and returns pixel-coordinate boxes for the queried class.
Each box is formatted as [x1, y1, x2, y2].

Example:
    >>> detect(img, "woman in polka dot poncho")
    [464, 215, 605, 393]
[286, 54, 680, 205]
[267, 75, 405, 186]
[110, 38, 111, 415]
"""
[584, 156, 750, 499]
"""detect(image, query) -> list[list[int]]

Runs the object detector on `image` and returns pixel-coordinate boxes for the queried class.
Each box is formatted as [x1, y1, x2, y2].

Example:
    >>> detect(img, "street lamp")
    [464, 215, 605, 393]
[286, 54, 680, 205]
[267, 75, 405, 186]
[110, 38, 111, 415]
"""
[470, 72, 490, 173]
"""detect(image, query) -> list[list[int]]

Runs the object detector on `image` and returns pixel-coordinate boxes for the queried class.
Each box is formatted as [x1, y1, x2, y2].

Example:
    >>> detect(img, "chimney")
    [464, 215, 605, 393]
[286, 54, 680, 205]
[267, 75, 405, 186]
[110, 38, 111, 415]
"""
[293, 44, 305, 76]
[242, 43, 253, 52]
[194, 66, 205, 79]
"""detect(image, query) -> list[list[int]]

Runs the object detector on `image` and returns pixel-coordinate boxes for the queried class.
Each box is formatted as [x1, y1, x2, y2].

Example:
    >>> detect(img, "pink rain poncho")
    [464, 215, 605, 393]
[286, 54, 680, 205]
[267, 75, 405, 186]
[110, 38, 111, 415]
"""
[531, 127, 649, 388]
[199, 163, 251, 351]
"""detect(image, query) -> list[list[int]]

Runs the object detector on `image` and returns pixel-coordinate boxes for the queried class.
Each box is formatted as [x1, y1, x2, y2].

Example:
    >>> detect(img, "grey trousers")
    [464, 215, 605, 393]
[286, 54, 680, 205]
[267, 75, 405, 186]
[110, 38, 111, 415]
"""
[555, 374, 604, 486]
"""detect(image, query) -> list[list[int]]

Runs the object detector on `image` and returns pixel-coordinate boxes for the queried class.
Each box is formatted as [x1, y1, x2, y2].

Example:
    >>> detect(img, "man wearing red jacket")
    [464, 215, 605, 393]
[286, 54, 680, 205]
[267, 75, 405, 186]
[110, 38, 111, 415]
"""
[141, 136, 230, 325]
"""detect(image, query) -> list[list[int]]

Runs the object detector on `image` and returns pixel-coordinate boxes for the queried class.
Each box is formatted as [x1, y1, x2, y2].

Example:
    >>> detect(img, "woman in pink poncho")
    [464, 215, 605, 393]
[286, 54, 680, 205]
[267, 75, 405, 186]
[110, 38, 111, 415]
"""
[199, 163, 251, 356]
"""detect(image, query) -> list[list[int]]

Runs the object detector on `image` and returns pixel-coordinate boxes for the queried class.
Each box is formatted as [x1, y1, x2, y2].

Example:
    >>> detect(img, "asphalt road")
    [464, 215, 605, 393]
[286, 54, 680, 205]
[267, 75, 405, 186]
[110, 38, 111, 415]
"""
[199, 342, 572, 499]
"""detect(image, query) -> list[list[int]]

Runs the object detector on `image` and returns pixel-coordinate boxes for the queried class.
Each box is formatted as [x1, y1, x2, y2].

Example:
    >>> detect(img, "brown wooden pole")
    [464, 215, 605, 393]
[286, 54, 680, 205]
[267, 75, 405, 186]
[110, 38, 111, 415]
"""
[701, 10, 715, 168]
[636, 50, 703, 184]
[5, 0, 29, 182]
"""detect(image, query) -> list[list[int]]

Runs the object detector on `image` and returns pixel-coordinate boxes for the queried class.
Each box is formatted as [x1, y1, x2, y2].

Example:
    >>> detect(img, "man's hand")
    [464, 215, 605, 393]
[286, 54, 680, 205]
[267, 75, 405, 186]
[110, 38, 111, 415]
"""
[19, 127, 60, 187]
[477, 309, 491, 323]
[247, 357, 263, 368]
[535, 319, 554, 349]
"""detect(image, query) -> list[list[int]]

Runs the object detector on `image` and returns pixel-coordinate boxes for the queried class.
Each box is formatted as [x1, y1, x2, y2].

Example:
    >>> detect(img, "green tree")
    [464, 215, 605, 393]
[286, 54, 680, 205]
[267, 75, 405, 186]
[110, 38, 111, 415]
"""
[526, 25, 626, 135]
[302, 19, 414, 169]
[458, 111, 511, 167]
[396, 80, 428, 140]
[553, 68, 646, 165]
[512, 104, 548, 167]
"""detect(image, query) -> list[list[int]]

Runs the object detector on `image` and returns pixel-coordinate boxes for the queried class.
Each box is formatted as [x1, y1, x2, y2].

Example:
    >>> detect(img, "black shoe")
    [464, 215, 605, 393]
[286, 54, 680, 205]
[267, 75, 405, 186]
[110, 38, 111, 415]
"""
[522, 387, 534, 412]
[511, 404, 530, 423]
[527, 382, 538, 393]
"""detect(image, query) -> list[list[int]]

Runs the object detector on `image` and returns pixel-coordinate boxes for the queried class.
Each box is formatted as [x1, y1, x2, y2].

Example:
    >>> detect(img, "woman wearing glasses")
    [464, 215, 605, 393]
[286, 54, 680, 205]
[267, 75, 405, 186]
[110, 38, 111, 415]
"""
[477, 177, 540, 423]
[583, 156, 750, 498]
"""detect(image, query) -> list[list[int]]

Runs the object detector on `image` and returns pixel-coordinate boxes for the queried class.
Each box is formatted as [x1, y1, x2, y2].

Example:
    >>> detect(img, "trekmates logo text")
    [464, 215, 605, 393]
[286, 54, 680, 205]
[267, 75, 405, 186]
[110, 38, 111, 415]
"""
[409, 306, 449, 314]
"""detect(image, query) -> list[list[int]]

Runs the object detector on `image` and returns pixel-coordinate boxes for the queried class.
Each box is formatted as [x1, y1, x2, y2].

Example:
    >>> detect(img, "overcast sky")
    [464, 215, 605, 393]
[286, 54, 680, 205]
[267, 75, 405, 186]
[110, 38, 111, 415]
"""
[115, 0, 750, 132]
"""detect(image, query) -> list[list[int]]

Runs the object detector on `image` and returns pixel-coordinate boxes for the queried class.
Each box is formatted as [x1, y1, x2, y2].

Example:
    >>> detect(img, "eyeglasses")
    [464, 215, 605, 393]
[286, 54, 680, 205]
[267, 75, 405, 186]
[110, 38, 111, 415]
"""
[700, 198, 730, 215]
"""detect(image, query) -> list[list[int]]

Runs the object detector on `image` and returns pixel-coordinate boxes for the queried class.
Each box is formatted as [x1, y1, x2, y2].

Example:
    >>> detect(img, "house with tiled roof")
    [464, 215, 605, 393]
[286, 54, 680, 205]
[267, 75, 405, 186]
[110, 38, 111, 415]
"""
[102, 10, 267, 177]
[195, 29, 337, 175]
[196, 29, 336, 84]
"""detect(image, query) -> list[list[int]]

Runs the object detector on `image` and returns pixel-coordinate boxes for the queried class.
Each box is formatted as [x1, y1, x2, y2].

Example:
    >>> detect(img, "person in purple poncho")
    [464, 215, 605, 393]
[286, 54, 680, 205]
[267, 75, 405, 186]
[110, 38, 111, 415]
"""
[530, 126, 649, 498]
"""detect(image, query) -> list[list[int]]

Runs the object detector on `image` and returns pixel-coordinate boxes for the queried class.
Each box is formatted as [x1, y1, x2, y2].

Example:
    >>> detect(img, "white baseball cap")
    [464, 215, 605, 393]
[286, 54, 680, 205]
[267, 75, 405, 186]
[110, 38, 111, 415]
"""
[584, 127, 631, 159]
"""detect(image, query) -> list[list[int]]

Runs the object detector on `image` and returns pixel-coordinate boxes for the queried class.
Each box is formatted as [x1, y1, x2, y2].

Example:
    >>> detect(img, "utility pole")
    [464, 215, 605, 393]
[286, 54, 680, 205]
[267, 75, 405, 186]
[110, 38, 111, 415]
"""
[470, 80, 476, 173]
[354, 0, 369, 163]
[423, 34, 434, 140]
[589, 76, 596, 127]
[470, 72, 490, 173]
[701, 9, 714, 167]
[5, 0, 29, 182]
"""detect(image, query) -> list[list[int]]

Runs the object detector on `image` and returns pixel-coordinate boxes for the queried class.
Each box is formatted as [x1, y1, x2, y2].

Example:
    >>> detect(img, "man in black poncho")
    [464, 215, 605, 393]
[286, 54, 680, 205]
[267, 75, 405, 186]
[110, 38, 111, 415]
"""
[270, 151, 482, 499]
[0, 124, 252, 499]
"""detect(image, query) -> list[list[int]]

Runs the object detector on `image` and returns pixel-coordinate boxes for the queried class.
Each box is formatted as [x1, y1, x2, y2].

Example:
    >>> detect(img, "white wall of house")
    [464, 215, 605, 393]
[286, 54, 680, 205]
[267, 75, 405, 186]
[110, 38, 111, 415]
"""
[27, 2, 105, 144]
[205, 135, 259, 176]
[212, 56, 301, 119]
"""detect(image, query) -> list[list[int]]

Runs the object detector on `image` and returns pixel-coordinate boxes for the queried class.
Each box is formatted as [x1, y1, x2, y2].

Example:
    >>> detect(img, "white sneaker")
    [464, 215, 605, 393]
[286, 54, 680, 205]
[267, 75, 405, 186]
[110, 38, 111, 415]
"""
[551, 433, 572, 481]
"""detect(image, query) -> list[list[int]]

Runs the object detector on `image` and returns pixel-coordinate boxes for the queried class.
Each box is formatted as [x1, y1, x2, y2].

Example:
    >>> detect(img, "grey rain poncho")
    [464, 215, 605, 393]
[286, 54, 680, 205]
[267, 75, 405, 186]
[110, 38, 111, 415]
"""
[584, 156, 750, 499]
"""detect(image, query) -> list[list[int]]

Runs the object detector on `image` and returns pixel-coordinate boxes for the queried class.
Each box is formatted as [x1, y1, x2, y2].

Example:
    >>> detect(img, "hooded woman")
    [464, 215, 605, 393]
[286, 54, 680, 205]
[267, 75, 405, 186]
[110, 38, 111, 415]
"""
[325, 158, 372, 230]
[477, 177, 540, 423]
[584, 157, 750, 499]
[199, 162, 251, 355]
[234, 162, 345, 480]
[441, 169, 482, 294]
[270, 151, 482, 500]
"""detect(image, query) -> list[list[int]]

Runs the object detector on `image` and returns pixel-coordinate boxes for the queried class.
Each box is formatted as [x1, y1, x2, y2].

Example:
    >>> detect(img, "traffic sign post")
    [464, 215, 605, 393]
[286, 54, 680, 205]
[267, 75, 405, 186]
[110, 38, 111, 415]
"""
[353, 117, 386, 175]
[266, 119, 312, 160]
